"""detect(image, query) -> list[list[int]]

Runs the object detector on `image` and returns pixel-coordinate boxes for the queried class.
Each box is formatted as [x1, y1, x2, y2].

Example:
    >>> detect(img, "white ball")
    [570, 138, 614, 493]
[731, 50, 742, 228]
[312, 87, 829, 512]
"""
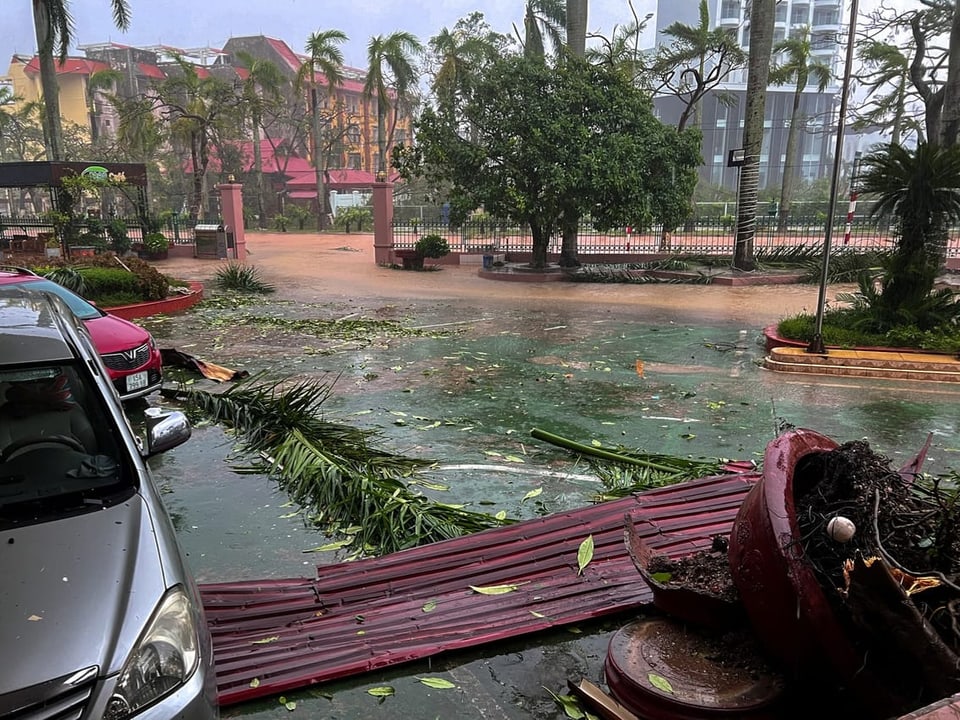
[826, 516, 856, 543]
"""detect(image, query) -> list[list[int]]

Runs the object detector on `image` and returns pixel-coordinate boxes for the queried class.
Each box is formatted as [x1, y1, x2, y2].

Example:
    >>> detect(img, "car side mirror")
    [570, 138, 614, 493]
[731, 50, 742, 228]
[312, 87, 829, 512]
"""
[143, 408, 191, 456]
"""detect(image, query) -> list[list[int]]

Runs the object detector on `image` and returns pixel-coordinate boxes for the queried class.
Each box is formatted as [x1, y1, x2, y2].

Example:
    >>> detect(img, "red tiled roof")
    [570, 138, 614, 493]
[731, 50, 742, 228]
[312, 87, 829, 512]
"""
[266, 37, 302, 73]
[22, 56, 111, 76]
[201, 470, 760, 706]
[137, 62, 166, 79]
[234, 67, 249, 81]
[194, 66, 210, 79]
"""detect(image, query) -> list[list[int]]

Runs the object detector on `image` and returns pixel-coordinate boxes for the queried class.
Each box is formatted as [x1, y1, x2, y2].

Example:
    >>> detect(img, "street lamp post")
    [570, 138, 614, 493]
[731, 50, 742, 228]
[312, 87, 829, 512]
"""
[807, 0, 860, 354]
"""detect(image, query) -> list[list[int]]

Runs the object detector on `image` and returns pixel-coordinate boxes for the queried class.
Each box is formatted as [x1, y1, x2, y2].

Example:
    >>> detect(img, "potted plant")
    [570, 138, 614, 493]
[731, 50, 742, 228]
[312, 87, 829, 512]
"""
[142, 232, 169, 260]
[44, 235, 62, 258]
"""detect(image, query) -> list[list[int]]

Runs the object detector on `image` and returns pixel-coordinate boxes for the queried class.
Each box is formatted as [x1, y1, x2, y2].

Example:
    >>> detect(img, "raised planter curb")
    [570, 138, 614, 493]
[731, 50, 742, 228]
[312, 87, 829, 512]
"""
[762, 324, 957, 357]
[103, 281, 203, 320]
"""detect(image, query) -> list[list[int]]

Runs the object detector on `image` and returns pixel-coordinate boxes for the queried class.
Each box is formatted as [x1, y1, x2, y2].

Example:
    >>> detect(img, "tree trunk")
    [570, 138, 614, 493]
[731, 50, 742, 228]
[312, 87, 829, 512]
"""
[566, 0, 588, 57]
[252, 113, 265, 229]
[733, 0, 777, 271]
[529, 221, 551, 269]
[377, 101, 387, 174]
[778, 88, 804, 232]
[311, 88, 327, 231]
[33, 0, 63, 160]
[559, 208, 581, 267]
[939, 3, 960, 147]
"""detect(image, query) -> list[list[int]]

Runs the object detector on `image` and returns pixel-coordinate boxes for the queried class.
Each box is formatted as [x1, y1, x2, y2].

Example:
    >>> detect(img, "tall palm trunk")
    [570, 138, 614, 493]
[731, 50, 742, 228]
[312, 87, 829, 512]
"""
[940, 3, 960, 147]
[311, 88, 328, 230]
[33, 0, 63, 160]
[561, 0, 587, 267]
[377, 102, 387, 173]
[733, 0, 776, 270]
[251, 112, 265, 228]
[566, 0, 588, 57]
[777, 88, 804, 231]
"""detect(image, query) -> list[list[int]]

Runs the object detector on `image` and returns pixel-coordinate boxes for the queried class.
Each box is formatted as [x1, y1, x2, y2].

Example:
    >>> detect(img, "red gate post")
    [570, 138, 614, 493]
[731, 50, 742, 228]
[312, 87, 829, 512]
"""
[372, 178, 394, 265]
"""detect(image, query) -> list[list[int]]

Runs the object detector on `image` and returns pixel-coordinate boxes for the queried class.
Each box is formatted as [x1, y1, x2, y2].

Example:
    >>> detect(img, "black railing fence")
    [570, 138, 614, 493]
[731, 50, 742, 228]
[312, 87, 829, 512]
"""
[0, 215, 195, 247]
[393, 215, 960, 259]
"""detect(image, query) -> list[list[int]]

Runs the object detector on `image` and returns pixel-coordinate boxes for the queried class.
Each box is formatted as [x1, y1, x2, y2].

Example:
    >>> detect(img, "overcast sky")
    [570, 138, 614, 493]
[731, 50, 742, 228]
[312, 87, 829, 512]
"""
[2, 0, 919, 73]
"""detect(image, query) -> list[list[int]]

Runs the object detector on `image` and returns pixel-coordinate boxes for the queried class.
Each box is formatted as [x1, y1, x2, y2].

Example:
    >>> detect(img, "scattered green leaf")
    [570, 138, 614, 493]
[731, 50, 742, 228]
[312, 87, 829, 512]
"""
[521, 487, 543, 503]
[577, 535, 595, 576]
[422, 599, 438, 613]
[648, 673, 675, 694]
[469, 582, 528, 595]
[367, 686, 395, 698]
[418, 677, 457, 689]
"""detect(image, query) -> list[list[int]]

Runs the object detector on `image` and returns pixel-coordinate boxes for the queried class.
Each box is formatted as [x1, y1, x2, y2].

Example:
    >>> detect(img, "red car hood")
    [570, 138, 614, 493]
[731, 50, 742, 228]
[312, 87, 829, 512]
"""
[83, 313, 152, 355]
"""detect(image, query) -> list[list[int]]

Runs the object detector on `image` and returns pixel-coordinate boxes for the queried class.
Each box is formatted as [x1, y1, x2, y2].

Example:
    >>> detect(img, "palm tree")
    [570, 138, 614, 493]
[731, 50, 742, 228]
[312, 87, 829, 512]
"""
[858, 143, 960, 319]
[558, 0, 588, 268]
[853, 41, 914, 147]
[297, 29, 347, 231]
[733, 0, 777, 271]
[769, 27, 831, 230]
[517, 0, 565, 59]
[655, 0, 746, 132]
[32, 0, 130, 160]
[364, 31, 422, 175]
[585, 2, 652, 86]
[85, 67, 121, 144]
[236, 51, 287, 229]
[566, 0, 588, 57]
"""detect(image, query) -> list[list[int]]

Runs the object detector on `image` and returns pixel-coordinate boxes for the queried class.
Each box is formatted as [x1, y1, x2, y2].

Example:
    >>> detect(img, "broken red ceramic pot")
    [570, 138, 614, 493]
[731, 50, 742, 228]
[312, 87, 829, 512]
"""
[727, 428, 896, 716]
[624, 514, 744, 631]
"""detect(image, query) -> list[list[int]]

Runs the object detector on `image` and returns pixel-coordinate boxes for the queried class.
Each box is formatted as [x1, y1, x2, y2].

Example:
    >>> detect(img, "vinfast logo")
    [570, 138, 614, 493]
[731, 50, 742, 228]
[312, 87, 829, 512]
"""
[80, 165, 110, 182]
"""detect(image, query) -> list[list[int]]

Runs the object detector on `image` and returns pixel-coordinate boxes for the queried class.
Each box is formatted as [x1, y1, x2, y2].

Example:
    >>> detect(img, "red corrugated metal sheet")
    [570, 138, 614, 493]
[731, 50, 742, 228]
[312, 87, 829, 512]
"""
[201, 471, 757, 706]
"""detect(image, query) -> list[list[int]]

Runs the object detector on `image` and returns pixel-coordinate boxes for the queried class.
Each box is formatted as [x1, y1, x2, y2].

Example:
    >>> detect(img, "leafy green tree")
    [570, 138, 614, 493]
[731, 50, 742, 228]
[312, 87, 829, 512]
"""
[396, 56, 700, 270]
[31, 0, 130, 160]
[236, 51, 287, 228]
[858, 142, 960, 324]
[768, 27, 832, 230]
[364, 31, 422, 174]
[298, 29, 348, 230]
[733, 0, 777, 270]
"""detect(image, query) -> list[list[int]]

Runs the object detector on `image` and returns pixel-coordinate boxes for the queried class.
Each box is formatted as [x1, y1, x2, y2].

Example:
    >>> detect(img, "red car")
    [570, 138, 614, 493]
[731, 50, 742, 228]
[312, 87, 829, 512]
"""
[0, 267, 162, 401]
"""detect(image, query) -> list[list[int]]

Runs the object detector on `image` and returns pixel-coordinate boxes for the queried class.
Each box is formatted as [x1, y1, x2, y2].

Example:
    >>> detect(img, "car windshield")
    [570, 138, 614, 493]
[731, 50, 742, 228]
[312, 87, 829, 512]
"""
[11, 279, 104, 320]
[0, 362, 134, 526]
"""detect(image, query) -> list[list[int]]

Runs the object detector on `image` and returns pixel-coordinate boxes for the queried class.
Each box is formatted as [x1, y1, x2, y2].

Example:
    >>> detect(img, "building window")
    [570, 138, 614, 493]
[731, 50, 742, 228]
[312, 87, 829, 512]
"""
[721, 1, 740, 19]
[349, 153, 361, 170]
[813, 8, 840, 26]
[792, 7, 809, 24]
[716, 117, 726, 128]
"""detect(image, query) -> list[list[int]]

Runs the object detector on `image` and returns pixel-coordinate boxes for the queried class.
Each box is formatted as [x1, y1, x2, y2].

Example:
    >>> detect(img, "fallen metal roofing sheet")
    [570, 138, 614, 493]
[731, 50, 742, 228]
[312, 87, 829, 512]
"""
[201, 471, 759, 705]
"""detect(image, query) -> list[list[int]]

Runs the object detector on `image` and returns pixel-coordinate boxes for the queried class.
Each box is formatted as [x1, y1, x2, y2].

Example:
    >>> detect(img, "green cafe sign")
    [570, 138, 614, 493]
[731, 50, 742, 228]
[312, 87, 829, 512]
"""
[80, 165, 110, 182]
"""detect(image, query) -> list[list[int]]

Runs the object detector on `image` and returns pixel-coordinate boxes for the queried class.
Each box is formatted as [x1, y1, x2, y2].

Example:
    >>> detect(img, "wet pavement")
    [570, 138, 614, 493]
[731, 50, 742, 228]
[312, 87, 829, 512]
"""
[138, 233, 960, 719]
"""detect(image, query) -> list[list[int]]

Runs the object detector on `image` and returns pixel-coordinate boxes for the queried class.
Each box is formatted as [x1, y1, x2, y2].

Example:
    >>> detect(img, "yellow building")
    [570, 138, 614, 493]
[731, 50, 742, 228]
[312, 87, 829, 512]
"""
[5, 54, 111, 137]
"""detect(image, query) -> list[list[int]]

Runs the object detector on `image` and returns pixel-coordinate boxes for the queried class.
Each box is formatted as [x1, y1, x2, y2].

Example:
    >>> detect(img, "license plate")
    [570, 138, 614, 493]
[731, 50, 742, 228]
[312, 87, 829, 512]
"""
[126, 371, 149, 391]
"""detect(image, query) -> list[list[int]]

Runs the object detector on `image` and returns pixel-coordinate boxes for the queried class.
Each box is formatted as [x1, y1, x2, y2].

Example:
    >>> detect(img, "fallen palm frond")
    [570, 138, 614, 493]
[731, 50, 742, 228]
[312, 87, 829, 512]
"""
[165, 376, 511, 555]
[530, 427, 727, 501]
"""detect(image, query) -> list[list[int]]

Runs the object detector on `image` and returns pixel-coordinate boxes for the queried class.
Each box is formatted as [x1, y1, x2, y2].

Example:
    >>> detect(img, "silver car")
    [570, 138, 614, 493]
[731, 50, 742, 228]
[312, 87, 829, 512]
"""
[0, 286, 218, 719]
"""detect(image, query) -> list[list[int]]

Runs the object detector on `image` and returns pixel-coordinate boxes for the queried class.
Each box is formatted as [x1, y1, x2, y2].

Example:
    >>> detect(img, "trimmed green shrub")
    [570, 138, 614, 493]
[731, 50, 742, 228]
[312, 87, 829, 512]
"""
[415, 234, 450, 259]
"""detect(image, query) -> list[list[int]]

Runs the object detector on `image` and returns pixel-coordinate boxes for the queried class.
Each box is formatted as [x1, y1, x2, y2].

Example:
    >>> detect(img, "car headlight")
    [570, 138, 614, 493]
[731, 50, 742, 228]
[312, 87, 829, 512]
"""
[148, 334, 158, 351]
[105, 586, 200, 719]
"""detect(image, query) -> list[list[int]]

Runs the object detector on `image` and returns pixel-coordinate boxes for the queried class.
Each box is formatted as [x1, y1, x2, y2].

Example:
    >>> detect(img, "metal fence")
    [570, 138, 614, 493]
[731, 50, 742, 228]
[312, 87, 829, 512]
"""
[393, 216, 960, 259]
[0, 215, 195, 248]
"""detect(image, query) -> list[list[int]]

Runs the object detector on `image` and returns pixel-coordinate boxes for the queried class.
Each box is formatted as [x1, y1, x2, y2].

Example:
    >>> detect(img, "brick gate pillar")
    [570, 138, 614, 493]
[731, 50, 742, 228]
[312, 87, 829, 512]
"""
[217, 181, 246, 261]
[372, 181, 394, 265]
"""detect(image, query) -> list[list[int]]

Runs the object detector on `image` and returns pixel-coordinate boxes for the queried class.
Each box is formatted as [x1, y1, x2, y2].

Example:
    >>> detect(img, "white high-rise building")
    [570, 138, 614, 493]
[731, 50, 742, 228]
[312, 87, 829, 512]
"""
[654, 0, 846, 193]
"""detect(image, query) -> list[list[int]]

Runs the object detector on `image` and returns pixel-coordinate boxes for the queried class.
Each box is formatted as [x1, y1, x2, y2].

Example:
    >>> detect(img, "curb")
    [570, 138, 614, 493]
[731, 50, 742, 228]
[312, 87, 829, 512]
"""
[103, 281, 204, 320]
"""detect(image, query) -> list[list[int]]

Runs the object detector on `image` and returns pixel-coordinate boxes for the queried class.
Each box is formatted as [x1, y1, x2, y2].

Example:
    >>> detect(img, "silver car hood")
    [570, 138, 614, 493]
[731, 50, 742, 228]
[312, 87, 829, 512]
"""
[0, 493, 167, 694]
